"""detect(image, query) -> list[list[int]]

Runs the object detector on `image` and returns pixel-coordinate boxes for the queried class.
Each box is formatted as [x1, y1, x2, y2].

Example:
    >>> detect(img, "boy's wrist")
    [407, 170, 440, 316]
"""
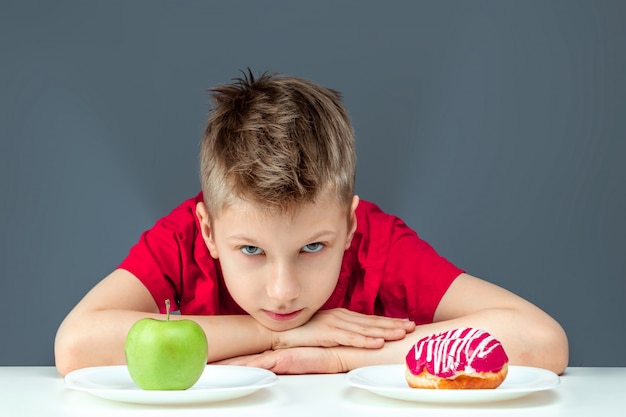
[268, 327, 294, 350]
[333, 345, 365, 371]
[252, 317, 277, 352]
[329, 347, 350, 373]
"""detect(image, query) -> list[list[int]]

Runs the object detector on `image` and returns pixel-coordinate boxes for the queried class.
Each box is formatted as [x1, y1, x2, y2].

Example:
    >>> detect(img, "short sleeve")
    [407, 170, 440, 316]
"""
[117, 194, 211, 313]
[335, 200, 463, 324]
[380, 216, 463, 324]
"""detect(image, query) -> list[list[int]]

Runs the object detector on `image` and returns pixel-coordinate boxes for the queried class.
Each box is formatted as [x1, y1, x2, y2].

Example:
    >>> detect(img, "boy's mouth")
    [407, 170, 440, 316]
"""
[263, 309, 303, 321]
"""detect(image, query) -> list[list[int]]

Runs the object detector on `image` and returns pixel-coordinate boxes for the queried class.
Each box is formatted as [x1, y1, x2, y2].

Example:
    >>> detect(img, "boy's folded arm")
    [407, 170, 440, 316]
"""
[55, 269, 568, 376]
[54, 269, 274, 377]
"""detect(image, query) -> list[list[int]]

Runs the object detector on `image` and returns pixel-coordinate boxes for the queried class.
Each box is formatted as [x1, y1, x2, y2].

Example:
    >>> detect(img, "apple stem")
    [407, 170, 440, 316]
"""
[165, 299, 170, 321]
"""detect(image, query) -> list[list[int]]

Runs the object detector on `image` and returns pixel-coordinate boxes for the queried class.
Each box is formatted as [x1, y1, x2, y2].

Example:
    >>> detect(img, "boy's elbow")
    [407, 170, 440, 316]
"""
[55, 355, 74, 378]
[54, 330, 81, 377]
[524, 319, 569, 375]
[54, 323, 97, 377]
[550, 325, 569, 375]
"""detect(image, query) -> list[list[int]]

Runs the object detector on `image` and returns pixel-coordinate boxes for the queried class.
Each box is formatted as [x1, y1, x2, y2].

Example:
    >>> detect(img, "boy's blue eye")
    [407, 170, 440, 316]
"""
[302, 242, 324, 253]
[241, 245, 264, 255]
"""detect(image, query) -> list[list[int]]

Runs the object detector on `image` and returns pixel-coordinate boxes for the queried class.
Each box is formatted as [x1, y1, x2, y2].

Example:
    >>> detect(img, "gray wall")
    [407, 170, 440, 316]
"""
[1, 0, 624, 367]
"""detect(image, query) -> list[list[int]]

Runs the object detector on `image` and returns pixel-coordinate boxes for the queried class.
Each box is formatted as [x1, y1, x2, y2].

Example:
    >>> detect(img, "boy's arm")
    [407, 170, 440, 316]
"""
[340, 273, 568, 374]
[219, 273, 569, 375]
[54, 269, 274, 377]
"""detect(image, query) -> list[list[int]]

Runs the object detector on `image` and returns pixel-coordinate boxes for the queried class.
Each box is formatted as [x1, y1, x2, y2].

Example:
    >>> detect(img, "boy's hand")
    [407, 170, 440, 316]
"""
[271, 308, 415, 350]
[214, 347, 348, 374]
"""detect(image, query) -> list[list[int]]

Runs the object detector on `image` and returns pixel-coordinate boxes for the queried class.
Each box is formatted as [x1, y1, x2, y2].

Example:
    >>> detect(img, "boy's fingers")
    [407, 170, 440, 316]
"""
[335, 326, 408, 347]
[329, 309, 415, 330]
[362, 337, 385, 348]
[333, 317, 414, 339]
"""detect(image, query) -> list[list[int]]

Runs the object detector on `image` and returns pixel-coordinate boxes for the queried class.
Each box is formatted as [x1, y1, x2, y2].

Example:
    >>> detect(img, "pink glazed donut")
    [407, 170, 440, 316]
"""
[405, 328, 509, 389]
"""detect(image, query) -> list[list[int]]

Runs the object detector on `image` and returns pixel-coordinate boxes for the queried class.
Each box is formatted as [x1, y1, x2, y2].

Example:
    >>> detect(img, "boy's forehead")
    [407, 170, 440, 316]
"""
[211, 192, 350, 228]
[213, 188, 348, 220]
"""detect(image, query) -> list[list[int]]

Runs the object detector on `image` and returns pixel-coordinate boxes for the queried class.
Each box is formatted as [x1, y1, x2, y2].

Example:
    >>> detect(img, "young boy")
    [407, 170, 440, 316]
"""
[54, 71, 568, 376]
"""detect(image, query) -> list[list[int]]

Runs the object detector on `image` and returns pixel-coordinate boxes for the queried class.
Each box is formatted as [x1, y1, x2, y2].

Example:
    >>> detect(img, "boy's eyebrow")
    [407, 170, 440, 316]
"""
[226, 230, 338, 245]
[226, 234, 262, 246]
[306, 230, 339, 242]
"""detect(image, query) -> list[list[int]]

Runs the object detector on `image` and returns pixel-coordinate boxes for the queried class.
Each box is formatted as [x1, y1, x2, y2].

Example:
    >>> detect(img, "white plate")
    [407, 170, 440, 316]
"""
[346, 365, 559, 404]
[64, 365, 278, 405]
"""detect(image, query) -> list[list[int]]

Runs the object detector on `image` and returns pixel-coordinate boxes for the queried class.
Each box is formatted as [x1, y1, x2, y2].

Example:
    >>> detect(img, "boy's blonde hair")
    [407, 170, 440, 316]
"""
[199, 71, 356, 217]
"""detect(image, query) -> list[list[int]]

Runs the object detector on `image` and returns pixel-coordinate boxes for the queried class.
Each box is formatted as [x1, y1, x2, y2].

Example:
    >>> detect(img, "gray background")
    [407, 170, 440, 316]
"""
[1, 0, 624, 367]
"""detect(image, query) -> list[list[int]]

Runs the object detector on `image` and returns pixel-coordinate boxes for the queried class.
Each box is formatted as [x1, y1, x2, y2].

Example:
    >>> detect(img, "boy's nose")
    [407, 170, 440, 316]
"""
[266, 261, 300, 302]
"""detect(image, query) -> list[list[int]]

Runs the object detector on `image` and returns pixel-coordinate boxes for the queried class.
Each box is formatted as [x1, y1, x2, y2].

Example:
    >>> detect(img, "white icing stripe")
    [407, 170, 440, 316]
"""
[413, 328, 501, 375]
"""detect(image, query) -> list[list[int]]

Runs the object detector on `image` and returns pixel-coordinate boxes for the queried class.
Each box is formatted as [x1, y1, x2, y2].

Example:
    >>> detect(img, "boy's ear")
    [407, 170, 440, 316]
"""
[196, 202, 219, 259]
[345, 195, 360, 250]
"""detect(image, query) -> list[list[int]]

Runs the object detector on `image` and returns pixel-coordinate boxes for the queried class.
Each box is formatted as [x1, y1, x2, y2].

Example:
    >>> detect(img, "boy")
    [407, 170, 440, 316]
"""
[55, 71, 568, 376]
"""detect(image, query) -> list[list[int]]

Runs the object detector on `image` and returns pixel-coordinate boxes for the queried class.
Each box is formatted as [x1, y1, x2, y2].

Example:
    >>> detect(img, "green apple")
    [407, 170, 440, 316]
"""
[125, 299, 208, 390]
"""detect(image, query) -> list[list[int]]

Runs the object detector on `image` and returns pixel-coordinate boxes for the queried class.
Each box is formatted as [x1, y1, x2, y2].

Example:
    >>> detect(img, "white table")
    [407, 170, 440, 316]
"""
[0, 367, 624, 416]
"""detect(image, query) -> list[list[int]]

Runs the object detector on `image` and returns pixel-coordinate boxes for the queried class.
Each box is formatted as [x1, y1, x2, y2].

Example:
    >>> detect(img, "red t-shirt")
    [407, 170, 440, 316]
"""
[119, 193, 463, 325]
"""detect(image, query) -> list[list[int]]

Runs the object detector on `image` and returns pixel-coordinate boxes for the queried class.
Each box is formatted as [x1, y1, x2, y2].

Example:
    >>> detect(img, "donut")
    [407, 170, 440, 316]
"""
[405, 328, 509, 389]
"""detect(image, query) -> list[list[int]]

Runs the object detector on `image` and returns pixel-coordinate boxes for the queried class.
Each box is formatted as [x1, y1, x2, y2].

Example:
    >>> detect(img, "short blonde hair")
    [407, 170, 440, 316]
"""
[199, 71, 356, 217]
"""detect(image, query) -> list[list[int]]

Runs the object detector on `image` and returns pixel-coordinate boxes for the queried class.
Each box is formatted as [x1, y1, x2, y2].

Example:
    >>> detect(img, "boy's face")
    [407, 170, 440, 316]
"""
[196, 194, 359, 332]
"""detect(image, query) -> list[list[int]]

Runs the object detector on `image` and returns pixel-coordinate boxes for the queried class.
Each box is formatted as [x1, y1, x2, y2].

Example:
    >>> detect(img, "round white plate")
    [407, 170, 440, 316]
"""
[346, 365, 559, 404]
[64, 365, 278, 405]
